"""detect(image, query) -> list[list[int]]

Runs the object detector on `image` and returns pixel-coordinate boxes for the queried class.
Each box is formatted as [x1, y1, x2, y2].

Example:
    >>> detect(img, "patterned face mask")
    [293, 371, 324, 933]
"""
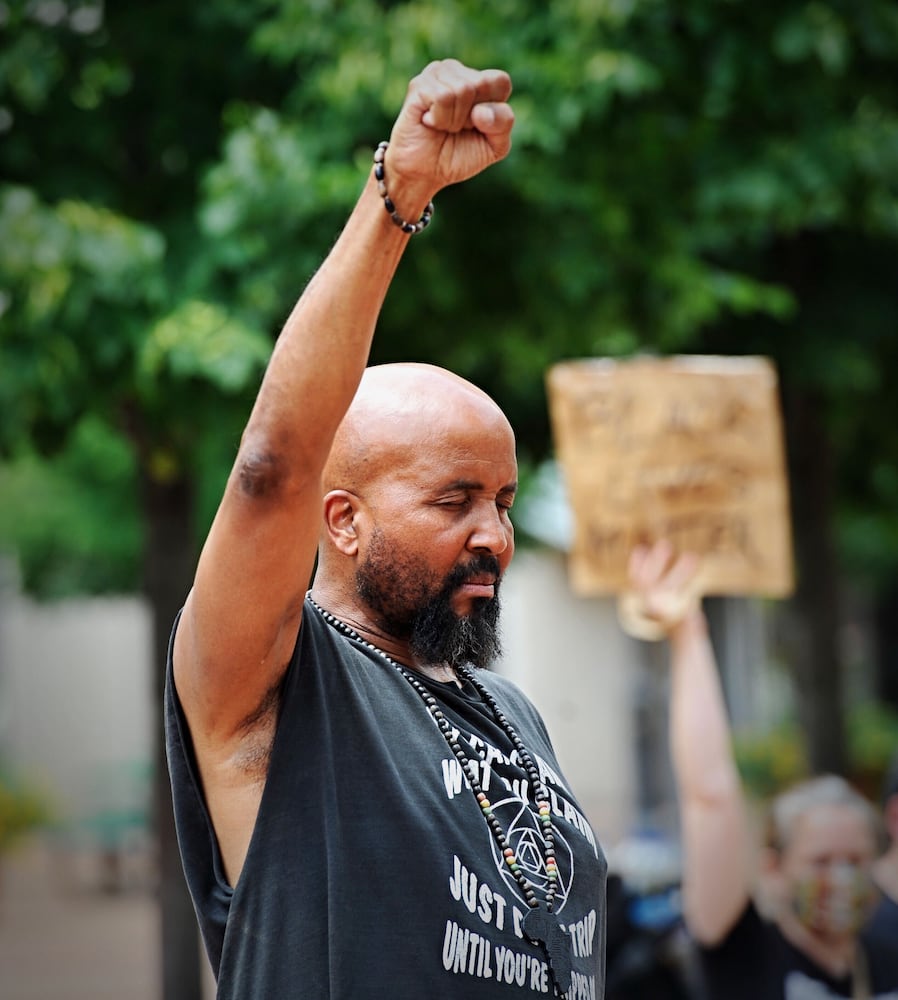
[791, 863, 876, 937]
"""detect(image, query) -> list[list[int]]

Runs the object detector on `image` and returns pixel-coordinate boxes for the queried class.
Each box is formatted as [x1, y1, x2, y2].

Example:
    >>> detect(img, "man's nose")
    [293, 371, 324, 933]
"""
[467, 504, 511, 555]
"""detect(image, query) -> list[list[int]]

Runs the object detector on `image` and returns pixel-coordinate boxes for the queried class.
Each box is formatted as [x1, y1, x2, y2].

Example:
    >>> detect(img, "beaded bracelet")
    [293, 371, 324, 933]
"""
[373, 140, 434, 235]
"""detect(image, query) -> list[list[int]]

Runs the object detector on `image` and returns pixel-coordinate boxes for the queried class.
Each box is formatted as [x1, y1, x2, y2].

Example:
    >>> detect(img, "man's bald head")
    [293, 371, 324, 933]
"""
[323, 363, 513, 495]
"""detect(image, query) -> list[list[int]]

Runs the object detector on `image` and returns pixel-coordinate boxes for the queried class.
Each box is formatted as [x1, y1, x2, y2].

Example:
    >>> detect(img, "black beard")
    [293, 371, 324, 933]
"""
[408, 563, 503, 670]
[356, 546, 503, 671]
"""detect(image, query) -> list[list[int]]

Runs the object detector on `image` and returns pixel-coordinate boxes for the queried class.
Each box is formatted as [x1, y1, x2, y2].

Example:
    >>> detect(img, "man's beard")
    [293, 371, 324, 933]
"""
[355, 531, 503, 671]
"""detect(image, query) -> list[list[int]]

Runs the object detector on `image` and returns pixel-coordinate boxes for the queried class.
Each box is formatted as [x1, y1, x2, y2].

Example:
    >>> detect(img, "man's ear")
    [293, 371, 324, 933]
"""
[323, 490, 361, 555]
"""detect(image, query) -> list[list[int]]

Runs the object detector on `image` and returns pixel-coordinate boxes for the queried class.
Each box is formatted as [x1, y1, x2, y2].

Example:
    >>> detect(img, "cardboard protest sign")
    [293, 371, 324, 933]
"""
[545, 355, 794, 597]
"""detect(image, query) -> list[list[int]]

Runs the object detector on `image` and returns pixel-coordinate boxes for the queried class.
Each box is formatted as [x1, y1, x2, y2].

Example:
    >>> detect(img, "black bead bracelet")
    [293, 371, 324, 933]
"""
[374, 141, 434, 235]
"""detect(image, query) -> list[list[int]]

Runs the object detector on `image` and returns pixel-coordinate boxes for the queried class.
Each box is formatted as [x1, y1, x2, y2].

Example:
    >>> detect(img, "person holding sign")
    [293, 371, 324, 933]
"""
[164, 59, 606, 1000]
[625, 541, 898, 1000]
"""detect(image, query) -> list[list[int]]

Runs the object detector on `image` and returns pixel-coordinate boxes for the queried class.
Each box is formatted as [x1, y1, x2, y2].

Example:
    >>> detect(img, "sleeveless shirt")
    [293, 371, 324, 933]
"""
[165, 599, 608, 999]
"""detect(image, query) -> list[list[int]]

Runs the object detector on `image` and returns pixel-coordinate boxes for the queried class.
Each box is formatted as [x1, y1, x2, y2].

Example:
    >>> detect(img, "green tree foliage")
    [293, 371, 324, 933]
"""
[4, 0, 898, 582]
[0, 2, 278, 463]
[187, 1, 898, 583]
[0, 416, 140, 596]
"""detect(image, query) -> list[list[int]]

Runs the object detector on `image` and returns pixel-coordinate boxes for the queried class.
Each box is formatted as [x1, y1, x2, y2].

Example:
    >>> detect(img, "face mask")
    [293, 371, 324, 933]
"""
[791, 863, 876, 937]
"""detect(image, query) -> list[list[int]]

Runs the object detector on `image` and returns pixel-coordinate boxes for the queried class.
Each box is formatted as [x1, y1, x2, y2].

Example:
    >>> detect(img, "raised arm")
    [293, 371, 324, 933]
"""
[627, 542, 751, 945]
[174, 59, 514, 751]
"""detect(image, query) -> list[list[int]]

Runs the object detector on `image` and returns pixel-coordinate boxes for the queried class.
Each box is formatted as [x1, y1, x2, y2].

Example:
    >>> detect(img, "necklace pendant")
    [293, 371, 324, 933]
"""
[522, 902, 573, 996]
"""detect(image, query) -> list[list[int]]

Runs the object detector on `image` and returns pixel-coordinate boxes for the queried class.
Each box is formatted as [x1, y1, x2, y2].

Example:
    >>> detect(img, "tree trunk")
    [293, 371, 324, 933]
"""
[782, 386, 847, 776]
[141, 467, 203, 1000]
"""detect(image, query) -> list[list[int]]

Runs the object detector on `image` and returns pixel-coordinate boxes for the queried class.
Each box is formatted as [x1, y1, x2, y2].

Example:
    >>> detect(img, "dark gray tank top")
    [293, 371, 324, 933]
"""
[165, 599, 607, 998]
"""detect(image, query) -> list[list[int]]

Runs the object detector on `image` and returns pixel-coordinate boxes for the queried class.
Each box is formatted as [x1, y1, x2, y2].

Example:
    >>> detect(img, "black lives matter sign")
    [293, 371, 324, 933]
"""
[546, 356, 794, 597]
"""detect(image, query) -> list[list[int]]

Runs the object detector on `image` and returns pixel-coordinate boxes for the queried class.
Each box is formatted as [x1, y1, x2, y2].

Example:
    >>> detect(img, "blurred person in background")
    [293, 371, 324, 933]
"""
[867, 752, 898, 947]
[624, 540, 898, 1000]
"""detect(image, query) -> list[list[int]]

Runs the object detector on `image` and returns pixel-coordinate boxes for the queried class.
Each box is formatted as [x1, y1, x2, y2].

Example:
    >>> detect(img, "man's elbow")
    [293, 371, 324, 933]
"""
[236, 448, 291, 499]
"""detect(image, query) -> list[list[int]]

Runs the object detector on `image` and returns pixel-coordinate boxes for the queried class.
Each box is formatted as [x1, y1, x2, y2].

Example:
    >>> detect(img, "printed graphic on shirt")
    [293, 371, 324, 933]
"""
[438, 721, 600, 996]
[784, 972, 898, 1000]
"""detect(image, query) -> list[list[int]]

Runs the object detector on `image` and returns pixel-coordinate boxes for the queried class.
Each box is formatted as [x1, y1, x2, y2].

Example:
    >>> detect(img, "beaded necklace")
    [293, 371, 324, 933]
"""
[308, 598, 574, 998]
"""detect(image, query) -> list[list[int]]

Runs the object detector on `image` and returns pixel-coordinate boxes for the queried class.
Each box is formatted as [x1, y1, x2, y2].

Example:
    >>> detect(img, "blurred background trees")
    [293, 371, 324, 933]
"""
[3, 1, 898, 996]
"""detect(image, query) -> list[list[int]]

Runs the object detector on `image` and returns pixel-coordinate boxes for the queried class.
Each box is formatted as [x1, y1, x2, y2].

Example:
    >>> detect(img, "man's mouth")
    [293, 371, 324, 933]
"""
[456, 574, 497, 599]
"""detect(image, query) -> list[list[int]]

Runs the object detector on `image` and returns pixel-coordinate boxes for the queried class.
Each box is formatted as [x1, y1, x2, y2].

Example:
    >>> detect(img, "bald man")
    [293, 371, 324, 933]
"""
[165, 60, 607, 1000]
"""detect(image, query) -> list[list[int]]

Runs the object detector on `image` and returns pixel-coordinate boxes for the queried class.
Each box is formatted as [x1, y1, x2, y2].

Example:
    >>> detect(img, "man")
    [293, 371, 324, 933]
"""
[165, 59, 607, 1000]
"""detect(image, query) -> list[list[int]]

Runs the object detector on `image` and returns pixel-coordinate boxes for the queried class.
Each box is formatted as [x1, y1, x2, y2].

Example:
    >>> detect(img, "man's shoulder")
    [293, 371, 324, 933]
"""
[474, 667, 530, 703]
[473, 669, 548, 731]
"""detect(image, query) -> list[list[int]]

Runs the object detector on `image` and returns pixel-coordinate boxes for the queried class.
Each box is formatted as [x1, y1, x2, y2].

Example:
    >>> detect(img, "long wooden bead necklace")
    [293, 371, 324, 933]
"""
[309, 599, 574, 997]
